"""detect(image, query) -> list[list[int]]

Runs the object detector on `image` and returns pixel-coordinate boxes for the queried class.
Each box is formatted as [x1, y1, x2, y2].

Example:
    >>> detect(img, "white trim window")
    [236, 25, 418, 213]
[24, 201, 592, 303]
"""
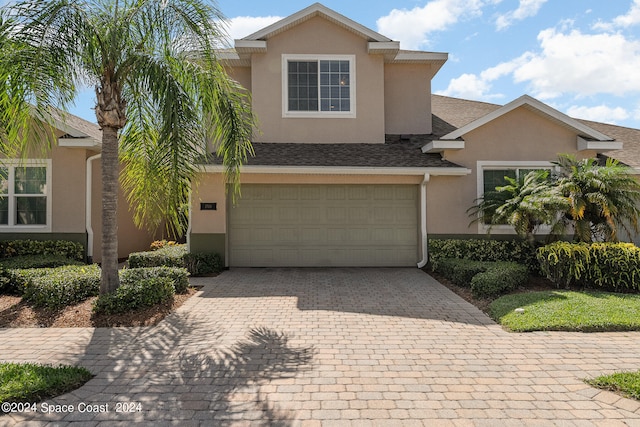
[282, 54, 356, 118]
[0, 160, 52, 232]
[476, 161, 553, 234]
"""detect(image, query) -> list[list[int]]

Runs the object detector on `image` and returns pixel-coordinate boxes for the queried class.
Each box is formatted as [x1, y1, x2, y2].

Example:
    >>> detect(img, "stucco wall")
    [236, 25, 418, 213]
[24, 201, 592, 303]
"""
[249, 16, 386, 143]
[427, 107, 598, 235]
[384, 63, 433, 135]
[51, 147, 87, 233]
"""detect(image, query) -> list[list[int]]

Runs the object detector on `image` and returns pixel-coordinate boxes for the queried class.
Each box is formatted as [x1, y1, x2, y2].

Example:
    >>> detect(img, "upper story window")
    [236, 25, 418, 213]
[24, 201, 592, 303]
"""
[282, 54, 356, 118]
[0, 160, 51, 231]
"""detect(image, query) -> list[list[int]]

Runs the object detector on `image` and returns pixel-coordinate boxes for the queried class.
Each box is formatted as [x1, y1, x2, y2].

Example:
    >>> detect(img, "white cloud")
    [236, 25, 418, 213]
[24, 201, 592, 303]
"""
[439, 25, 640, 104]
[437, 55, 529, 98]
[436, 73, 492, 99]
[513, 28, 640, 99]
[566, 104, 630, 124]
[376, 0, 502, 50]
[221, 16, 283, 44]
[593, 0, 640, 31]
[495, 0, 548, 31]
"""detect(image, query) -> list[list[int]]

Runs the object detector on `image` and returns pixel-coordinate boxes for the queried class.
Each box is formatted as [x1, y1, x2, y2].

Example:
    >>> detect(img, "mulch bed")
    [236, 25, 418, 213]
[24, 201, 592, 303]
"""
[0, 287, 199, 328]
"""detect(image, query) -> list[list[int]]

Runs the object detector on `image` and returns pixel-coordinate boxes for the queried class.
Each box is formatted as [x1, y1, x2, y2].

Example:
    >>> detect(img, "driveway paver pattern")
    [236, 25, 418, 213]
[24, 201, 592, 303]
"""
[1, 268, 640, 426]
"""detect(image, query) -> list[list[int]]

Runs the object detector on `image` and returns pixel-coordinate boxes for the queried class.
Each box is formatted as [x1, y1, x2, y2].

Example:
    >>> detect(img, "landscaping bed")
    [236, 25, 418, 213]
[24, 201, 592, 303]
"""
[0, 287, 198, 328]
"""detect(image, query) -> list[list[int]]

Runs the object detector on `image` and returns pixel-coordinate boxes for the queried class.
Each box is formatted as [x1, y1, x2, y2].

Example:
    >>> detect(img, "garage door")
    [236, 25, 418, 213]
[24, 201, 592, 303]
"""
[228, 184, 418, 267]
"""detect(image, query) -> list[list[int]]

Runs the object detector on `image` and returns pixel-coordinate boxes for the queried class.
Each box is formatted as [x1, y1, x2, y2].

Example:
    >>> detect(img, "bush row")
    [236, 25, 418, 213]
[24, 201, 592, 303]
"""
[128, 244, 222, 276]
[429, 239, 541, 275]
[6, 264, 189, 311]
[93, 277, 175, 314]
[18, 265, 101, 310]
[0, 240, 84, 261]
[537, 242, 640, 291]
[433, 257, 528, 298]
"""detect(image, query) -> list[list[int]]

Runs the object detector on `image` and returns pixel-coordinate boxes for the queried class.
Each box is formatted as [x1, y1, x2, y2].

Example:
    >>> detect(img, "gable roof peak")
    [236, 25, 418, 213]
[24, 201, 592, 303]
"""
[441, 94, 614, 142]
[241, 2, 392, 43]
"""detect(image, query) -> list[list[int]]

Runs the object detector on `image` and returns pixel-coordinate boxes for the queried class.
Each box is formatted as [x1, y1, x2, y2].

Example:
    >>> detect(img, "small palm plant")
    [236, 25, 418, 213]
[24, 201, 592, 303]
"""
[469, 169, 567, 244]
[552, 154, 640, 242]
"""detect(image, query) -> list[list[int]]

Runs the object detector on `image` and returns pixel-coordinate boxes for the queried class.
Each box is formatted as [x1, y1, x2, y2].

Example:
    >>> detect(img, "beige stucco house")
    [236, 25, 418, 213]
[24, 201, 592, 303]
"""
[3, 3, 640, 265]
[188, 3, 637, 267]
[0, 113, 155, 262]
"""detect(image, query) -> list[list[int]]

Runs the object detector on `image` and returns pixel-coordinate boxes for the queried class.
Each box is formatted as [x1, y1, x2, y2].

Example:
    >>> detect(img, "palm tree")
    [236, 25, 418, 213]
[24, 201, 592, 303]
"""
[468, 169, 567, 243]
[552, 154, 640, 242]
[0, 0, 254, 294]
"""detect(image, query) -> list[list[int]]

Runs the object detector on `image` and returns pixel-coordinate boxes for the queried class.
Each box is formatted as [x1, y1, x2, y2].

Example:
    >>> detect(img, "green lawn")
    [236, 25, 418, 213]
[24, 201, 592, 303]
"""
[587, 371, 640, 400]
[0, 363, 92, 405]
[489, 290, 640, 332]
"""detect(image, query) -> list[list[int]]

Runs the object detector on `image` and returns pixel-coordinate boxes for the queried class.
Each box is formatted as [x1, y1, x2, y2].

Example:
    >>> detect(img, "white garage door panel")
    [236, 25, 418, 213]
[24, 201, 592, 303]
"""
[229, 184, 419, 267]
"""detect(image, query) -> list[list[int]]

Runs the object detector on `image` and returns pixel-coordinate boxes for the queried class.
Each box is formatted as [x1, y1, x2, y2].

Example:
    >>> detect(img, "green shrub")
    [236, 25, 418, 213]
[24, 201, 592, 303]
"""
[0, 240, 84, 261]
[0, 266, 9, 294]
[93, 277, 175, 314]
[120, 267, 189, 294]
[471, 263, 528, 298]
[183, 252, 222, 276]
[128, 244, 221, 276]
[128, 245, 186, 269]
[21, 265, 101, 310]
[537, 242, 640, 291]
[0, 255, 84, 270]
[433, 258, 489, 287]
[429, 238, 541, 274]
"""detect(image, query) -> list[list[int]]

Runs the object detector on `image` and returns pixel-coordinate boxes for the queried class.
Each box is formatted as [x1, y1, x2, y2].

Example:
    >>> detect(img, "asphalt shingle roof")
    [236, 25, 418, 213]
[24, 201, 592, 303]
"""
[206, 95, 640, 170]
[432, 94, 640, 170]
[206, 140, 462, 169]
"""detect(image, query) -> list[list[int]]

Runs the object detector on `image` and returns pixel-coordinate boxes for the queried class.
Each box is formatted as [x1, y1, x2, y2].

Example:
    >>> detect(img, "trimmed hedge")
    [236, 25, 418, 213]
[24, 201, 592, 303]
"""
[20, 265, 101, 310]
[120, 267, 190, 294]
[93, 277, 175, 314]
[0, 255, 85, 270]
[0, 240, 84, 261]
[432, 258, 489, 287]
[429, 238, 541, 274]
[128, 244, 222, 276]
[471, 263, 528, 298]
[537, 242, 640, 291]
[433, 257, 528, 298]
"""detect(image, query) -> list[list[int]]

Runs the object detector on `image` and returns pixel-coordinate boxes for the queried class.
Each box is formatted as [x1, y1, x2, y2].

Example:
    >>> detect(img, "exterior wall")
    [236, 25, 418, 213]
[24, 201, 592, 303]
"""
[1, 137, 88, 253]
[427, 107, 598, 236]
[384, 63, 432, 134]
[249, 16, 386, 143]
[51, 147, 87, 233]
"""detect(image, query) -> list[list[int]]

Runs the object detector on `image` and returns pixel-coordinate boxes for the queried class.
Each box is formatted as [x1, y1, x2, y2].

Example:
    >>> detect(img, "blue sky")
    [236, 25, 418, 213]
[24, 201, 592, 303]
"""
[68, 0, 640, 130]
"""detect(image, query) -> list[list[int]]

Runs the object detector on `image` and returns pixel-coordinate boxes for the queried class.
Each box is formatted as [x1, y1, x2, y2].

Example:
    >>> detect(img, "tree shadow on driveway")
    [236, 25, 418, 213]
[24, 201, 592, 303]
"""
[10, 315, 314, 425]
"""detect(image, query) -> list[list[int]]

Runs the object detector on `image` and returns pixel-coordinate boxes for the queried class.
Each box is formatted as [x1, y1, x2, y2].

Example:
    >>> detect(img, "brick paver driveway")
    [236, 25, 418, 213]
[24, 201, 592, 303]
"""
[2, 268, 640, 426]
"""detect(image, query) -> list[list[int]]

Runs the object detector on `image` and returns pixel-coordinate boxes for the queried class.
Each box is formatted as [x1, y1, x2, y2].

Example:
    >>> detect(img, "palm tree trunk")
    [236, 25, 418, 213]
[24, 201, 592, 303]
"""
[100, 125, 120, 294]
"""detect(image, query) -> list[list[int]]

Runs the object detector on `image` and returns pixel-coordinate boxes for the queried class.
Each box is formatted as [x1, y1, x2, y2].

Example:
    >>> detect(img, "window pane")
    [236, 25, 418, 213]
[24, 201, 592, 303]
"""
[319, 60, 350, 112]
[15, 167, 46, 194]
[0, 167, 7, 194]
[0, 196, 7, 225]
[288, 61, 318, 111]
[483, 169, 515, 193]
[15, 196, 46, 225]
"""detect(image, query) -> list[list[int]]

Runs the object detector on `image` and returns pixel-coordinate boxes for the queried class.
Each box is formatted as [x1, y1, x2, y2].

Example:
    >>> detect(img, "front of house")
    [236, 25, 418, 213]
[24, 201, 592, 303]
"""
[187, 3, 630, 267]
[3, 3, 639, 265]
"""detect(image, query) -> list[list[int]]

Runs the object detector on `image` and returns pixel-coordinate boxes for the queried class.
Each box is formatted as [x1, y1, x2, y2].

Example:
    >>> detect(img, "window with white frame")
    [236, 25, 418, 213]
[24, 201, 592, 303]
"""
[0, 161, 51, 230]
[477, 161, 553, 230]
[282, 55, 355, 117]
